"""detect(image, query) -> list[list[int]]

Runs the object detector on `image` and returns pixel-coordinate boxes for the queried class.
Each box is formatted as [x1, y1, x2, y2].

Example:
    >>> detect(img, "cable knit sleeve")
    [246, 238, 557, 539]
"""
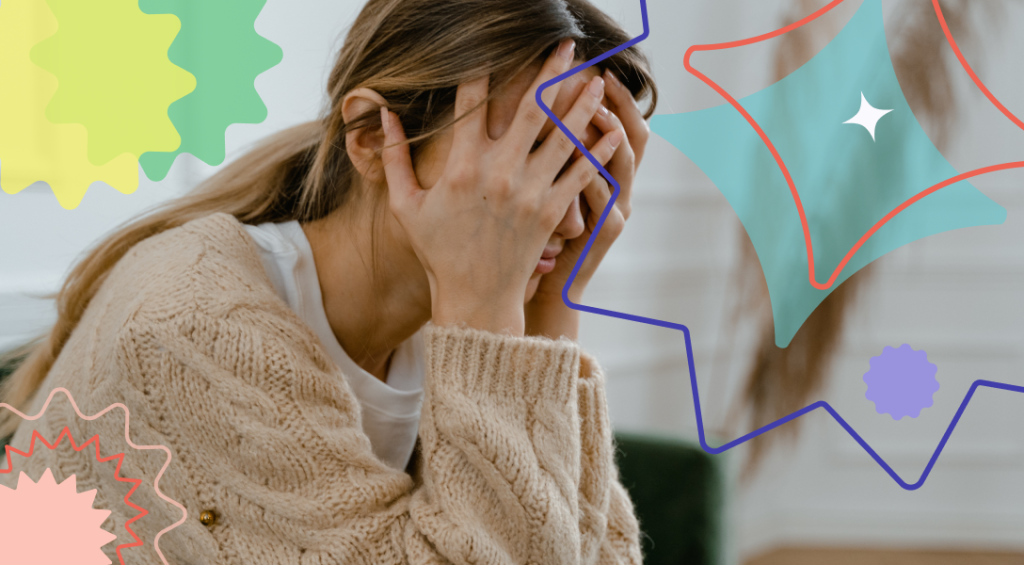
[116, 300, 643, 564]
[577, 352, 644, 565]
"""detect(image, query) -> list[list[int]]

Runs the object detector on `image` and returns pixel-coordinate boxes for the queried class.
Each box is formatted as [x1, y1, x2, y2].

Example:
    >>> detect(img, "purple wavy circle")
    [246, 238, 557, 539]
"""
[864, 344, 939, 420]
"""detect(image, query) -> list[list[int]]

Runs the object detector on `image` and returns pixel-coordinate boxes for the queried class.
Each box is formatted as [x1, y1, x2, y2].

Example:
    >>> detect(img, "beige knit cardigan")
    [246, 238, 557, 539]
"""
[2, 212, 644, 564]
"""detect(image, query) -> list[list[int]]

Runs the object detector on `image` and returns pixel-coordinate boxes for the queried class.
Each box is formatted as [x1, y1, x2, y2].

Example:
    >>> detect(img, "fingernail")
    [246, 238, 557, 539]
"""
[605, 69, 623, 88]
[588, 76, 605, 97]
[598, 104, 609, 117]
[609, 130, 624, 147]
[559, 39, 576, 62]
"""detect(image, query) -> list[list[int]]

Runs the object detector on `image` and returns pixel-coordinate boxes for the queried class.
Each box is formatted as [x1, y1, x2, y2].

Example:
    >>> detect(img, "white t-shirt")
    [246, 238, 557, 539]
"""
[242, 221, 425, 472]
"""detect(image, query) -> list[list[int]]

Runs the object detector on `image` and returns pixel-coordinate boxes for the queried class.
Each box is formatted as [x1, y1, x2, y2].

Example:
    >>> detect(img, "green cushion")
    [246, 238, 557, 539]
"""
[613, 430, 723, 565]
[0, 351, 26, 450]
[0, 353, 19, 380]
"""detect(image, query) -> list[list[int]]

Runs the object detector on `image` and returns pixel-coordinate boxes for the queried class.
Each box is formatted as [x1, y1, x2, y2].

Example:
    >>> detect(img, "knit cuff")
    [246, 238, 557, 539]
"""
[423, 323, 581, 409]
[577, 352, 613, 444]
[578, 352, 609, 428]
[577, 351, 615, 502]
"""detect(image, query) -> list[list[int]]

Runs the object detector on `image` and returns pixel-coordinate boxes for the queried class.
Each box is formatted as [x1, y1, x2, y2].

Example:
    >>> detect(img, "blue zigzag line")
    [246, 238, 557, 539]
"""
[537, 0, 1024, 491]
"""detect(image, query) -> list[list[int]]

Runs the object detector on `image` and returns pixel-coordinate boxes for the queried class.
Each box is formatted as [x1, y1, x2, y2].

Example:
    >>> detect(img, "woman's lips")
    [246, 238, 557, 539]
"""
[535, 257, 556, 274]
[535, 247, 562, 275]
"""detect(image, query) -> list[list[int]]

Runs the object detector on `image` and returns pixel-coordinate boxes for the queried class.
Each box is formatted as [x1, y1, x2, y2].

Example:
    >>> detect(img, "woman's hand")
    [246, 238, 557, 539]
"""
[381, 39, 623, 336]
[525, 68, 651, 340]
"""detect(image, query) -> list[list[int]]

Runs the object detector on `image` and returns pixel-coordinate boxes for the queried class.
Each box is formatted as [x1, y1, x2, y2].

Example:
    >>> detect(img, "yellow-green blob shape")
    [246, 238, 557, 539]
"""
[30, 0, 197, 166]
[0, 0, 139, 209]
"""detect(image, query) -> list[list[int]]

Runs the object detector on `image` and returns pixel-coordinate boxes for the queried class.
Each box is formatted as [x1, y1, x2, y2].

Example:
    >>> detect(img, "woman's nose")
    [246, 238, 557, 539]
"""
[554, 193, 585, 241]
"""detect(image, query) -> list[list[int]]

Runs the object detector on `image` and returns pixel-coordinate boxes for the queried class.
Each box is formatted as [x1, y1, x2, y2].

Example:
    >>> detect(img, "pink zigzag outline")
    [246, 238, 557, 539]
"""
[1, 386, 187, 565]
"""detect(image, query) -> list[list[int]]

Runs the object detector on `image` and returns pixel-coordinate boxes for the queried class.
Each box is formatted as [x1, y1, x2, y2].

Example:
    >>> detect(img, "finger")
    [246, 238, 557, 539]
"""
[590, 102, 622, 140]
[606, 136, 634, 221]
[503, 38, 577, 161]
[591, 107, 634, 220]
[551, 126, 623, 204]
[567, 117, 609, 163]
[451, 75, 490, 155]
[531, 75, 606, 178]
[583, 174, 625, 239]
[581, 174, 612, 231]
[603, 68, 649, 169]
[575, 102, 632, 215]
[380, 108, 422, 213]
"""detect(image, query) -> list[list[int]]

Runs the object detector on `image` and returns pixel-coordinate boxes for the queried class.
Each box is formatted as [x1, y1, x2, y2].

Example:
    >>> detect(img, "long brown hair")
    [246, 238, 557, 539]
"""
[735, 0, 1005, 474]
[0, 0, 658, 436]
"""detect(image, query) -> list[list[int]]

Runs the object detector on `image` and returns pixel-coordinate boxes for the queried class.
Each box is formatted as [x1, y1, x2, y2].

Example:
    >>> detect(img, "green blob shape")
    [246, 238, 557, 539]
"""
[29, 0, 196, 166]
[651, 0, 1006, 347]
[138, 0, 283, 181]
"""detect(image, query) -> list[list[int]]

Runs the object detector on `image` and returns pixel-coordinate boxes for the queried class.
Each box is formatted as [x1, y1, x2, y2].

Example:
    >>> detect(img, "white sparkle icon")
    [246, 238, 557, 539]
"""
[843, 92, 893, 141]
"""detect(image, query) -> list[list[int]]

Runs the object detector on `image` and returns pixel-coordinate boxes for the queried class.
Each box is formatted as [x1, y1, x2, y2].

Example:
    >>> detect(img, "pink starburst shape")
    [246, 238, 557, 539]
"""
[0, 468, 117, 564]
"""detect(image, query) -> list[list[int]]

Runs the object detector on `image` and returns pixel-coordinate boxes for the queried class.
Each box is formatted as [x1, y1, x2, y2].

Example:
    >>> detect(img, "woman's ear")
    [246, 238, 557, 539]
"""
[341, 87, 389, 182]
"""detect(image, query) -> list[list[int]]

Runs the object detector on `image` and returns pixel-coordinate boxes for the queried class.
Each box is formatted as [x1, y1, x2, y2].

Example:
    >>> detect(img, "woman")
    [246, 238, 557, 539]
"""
[0, 0, 657, 563]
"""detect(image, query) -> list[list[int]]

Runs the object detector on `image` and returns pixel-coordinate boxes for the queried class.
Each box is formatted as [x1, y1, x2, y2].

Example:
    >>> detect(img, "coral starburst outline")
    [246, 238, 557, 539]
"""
[1, 426, 144, 564]
[536, 0, 1024, 489]
[0, 387, 186, 564]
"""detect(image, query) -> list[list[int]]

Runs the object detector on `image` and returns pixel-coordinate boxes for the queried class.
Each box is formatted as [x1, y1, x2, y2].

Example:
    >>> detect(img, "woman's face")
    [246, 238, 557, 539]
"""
[412, 58, 608, 303]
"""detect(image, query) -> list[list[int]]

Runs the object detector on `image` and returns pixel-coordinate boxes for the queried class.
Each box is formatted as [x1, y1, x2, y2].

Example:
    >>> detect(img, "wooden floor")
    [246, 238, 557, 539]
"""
[746, 548, 1024, 565]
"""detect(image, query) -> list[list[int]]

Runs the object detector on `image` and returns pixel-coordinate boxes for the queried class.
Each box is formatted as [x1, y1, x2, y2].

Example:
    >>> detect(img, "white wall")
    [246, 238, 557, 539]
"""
[1, 1, 1022, 564]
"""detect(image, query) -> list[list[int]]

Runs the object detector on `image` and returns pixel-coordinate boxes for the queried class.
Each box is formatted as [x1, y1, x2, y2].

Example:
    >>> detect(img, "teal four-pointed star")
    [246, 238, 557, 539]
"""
[652, 0, 1006, 347]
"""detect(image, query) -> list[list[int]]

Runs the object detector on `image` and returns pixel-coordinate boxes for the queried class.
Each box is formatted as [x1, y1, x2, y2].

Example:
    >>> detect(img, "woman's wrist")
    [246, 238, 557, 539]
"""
[524, 295, 581, 341]
[433, 293, 526, 336]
